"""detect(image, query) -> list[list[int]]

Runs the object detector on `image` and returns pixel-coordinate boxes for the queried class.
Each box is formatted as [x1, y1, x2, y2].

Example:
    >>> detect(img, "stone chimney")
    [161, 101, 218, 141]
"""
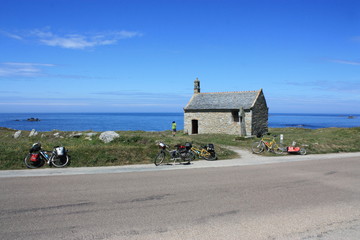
[194, 78, 200, 94]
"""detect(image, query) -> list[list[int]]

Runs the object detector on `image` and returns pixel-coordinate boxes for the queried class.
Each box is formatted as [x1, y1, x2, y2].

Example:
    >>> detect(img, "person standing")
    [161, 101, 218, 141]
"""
[172, 121, 177, 136]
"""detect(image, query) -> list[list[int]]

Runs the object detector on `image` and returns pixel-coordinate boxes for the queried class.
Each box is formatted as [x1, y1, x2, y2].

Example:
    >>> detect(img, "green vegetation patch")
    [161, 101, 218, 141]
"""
[1, 127, 360, 170]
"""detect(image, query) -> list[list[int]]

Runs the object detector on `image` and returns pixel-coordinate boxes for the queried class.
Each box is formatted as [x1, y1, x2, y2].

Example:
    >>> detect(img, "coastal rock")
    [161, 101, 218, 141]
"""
[14, 130, 22, 139]
[84, 132, 97, 141]
[27, 118, 40, 122]
[54, 132, 60, 138]
[69, 132, 83, 138]
[86, 132, 97, 137]
[99, 131, 119, 143]
[29, 129, 38, 137]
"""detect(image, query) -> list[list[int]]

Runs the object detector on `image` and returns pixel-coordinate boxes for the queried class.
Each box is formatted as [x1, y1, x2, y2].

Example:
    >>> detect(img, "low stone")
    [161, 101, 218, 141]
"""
[14, 130, 22, 139]
[86, 132, 97, 137]
[99, 131, 120, 143]
[29, 129, 38, 137]
[69, 133, 83, 138]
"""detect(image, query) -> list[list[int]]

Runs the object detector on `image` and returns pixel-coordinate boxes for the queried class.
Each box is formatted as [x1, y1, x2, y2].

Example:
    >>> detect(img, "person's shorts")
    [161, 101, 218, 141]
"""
[172, 129, 177, 132]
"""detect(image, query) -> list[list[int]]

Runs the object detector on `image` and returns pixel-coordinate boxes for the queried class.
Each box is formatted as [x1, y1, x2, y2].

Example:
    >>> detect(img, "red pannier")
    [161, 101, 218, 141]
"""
[30, 153, 40, 162]
[287, 147, 301, 152]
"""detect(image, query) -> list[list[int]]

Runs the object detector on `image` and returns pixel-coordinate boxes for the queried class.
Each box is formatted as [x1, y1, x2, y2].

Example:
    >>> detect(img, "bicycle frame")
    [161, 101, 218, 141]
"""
[262, 137, 277, 151]
[39, 150, 51, 163]
[252, 136, 285, 154]
[190, 146, 210, 159]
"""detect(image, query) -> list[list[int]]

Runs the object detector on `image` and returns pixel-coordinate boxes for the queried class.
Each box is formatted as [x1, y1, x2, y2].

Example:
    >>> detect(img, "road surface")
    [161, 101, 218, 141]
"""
[1, 151, 360, 239]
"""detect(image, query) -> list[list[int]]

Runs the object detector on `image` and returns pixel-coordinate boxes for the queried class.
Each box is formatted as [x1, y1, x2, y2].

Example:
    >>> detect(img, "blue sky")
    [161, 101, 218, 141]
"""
[0, 0, 359, 113]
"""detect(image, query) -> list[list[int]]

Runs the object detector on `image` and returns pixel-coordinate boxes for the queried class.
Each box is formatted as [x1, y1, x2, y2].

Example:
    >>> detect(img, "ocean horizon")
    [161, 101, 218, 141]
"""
[0, 112, 359, 132]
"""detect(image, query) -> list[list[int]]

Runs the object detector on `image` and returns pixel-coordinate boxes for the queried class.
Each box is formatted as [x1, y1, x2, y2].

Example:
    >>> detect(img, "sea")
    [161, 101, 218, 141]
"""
[0, 113, 359, 132]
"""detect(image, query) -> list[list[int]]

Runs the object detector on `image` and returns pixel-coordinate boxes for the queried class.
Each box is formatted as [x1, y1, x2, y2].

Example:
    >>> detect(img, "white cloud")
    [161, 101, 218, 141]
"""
[2, 28, 142, 49]
[0, 30, 23, 40]
[328, 59, 360, 66]
[0, 62, 55, 77]
[0, 102, 89, 106]
[285, 79, 360, 94]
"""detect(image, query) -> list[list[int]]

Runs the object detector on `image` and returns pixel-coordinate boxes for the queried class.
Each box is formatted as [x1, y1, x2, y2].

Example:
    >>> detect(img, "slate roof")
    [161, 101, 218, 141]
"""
[184, 89, 262, 110]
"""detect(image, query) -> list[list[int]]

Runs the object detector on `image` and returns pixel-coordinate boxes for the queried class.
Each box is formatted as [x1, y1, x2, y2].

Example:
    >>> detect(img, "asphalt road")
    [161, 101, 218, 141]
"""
[1, 153, 360, 240]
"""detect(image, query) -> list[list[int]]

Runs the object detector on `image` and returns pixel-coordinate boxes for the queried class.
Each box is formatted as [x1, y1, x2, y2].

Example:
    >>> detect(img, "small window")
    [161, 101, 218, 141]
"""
[232, 111, 239, 122]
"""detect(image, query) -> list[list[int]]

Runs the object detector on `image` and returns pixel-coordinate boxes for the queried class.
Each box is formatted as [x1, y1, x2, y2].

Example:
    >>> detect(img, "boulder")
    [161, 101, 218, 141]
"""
[86, 132, 97, 137]
[29, 129, 38, 137]
[14, 130, 22, 139]
[84, 132, 97, 141]
[69, 132, 83, 138]
[99, 131, 120, 143]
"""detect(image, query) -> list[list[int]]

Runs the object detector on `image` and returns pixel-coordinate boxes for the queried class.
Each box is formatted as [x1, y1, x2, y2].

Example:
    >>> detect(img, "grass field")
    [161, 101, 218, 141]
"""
[1, 127, 360, 170]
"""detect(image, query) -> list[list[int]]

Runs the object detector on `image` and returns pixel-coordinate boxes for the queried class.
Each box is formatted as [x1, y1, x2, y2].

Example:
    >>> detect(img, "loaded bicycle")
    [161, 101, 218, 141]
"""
[251, 135, 285, 154]
[154, 142, 195, 166]
[190, 144, 217, 160]
[24, 143, 70, 168]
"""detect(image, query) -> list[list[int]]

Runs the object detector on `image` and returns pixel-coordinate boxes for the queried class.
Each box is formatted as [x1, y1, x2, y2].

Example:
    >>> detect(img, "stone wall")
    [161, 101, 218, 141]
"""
[251, 91, 268, 136]
[184, 111, 251, 135]
[244, 111, 252, 136]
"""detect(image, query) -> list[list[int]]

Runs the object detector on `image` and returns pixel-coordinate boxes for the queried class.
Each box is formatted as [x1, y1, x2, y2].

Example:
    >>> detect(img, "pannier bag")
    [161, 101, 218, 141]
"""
[30, 143, 41, 153]
[207, 144, 215, 151]
[171, 150, 177, 158]
[185, 142, 192, 150]
[158, 142, 166, 149]
[287, 147, 300, 152]
[55, 147, 66, 156]
[30, 153, 40, 162]
[177, 145, 186, 152]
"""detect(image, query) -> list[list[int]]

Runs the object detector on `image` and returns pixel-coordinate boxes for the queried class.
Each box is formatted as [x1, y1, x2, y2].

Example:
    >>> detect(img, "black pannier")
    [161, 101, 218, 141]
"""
[185, 142, 192, 150]
[207, 144, 215, 151]
[30, 143, 41, 153]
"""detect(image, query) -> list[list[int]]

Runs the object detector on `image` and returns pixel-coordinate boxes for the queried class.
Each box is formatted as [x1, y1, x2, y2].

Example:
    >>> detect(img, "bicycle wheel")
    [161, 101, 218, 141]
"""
[206, 151, 218, 161]
[299, 148, 307, 155]
[24, 153, 45, 169]
[252, 141, 265, 154]
[274, 143, 285, 154]
[51, 155, 70, 168]
[154, 151, 166, 166]
[184, 151, 195, 163]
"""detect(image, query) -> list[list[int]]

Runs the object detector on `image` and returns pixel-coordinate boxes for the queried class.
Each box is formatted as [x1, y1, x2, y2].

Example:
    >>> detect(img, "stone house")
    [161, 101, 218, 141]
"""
[184, 78, 268, 136]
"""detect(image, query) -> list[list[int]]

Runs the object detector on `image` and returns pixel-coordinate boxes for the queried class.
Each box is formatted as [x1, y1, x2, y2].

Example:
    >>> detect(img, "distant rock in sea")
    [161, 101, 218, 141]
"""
[27, 118, 40, 122]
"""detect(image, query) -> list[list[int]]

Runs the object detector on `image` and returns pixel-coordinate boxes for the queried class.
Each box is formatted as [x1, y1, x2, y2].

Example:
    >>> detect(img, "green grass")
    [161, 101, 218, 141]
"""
[1, 127, 360, 170]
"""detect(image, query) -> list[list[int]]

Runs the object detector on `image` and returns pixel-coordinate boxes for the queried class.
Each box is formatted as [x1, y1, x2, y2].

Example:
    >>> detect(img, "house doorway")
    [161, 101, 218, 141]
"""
[192, 120, 198, 134]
